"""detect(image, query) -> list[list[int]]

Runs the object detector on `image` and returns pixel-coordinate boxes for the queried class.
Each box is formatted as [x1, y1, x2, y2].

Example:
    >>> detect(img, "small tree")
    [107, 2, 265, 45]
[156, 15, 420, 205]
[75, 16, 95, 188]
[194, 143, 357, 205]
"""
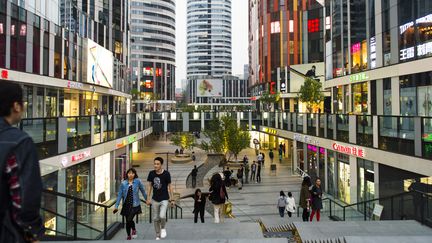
[260, 91, 280, 111]
[298, 77, 324, 113]
[200, 116, 250, 161]
[170, 132, 197, 152]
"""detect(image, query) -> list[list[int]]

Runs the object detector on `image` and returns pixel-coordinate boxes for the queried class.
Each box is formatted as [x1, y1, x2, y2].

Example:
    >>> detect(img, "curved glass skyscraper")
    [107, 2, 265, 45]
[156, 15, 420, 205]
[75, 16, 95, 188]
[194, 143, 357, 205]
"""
[131, 0, 176, 109]
[187, 0, 232, 79]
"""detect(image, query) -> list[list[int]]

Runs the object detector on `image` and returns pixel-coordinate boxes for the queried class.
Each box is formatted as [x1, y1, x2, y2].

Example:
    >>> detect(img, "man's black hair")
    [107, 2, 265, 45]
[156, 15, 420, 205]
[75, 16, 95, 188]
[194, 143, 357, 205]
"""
[0, 81, 23, 117]
[154, 156, 164, 164]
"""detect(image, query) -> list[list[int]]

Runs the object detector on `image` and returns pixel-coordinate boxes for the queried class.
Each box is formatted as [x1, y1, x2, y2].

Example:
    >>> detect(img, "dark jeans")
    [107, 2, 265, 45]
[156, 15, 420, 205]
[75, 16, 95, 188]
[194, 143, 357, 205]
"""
[126, 219, 136, 236]
[256, 170, 261, 182]
[302, 208, 310, 222]
[194, 207, 205, 223]
[192, 176, 197, 188]
[250, 171, 256, 181]
[278, 207, 285, 217]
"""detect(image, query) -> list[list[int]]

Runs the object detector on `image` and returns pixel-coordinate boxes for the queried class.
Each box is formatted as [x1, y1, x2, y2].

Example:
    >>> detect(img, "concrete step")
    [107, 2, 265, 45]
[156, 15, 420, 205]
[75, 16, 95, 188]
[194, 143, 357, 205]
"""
[112, 218, 266, 241]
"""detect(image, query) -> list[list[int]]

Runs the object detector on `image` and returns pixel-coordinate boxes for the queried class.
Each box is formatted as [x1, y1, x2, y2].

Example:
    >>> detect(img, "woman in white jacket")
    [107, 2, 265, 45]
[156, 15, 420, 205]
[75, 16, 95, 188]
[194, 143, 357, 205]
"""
[286, 192, 296, 217]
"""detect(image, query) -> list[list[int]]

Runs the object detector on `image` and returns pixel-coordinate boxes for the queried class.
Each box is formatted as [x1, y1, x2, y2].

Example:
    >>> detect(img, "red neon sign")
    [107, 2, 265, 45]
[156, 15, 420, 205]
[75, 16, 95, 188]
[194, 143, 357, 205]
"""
[308, 19, 320, 33]
[270, 81, 276, 94]
[1, 70, 8, 79]
[71, 150, 91, 162]
[332, 142, 365, 158]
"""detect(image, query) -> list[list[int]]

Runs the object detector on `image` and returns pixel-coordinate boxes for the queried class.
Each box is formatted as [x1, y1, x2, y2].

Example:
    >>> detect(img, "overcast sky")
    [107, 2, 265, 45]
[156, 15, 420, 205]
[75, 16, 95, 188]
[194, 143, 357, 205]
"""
[175, 0, 249, 89]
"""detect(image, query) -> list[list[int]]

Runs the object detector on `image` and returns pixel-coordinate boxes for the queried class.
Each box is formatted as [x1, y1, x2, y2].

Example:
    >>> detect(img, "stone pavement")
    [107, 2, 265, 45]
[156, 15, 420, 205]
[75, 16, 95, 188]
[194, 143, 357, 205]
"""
[128, 140, 307, 226]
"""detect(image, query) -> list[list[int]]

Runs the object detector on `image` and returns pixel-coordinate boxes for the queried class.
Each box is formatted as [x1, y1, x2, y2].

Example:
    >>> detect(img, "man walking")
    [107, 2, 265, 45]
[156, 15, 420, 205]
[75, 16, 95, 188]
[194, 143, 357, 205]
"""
[0, 81, 44, 243]
[191, 165, 198, 188]
[256, 160, 262, 183]
[244, 162, 250, 184]
[269, 149, 274, 164]
[237, 165, 244, 190]
[250, 161, 257, 183]
[146, 157, 175, 240]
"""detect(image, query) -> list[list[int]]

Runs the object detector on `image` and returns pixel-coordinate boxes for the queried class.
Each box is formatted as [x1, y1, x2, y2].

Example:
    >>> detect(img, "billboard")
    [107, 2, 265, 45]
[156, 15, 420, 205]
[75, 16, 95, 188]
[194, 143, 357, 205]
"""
[290, 62, 324, 93]
[86, 39, 113, 88]
[196, 79, 223, 97]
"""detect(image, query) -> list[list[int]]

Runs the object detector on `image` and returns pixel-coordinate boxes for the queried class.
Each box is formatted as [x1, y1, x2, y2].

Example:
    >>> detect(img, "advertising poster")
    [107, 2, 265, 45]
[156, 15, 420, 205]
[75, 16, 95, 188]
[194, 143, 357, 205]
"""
[95, 153, 111, 206]
[196, 79, 223, 97]
[86, 39, 114, 88]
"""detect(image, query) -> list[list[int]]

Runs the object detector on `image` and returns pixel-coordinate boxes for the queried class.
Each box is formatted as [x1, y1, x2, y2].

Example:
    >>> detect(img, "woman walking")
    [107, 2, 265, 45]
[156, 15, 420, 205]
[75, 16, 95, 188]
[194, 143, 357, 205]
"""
[286, 192, 296, 217]
[114, 168, 147, 240]
[310, 178, 323, 222]
[209, 173, 229, 223]
[193, 189, 207, 223]
[299, 176, 312, 222]
[277, 191, 288, 217]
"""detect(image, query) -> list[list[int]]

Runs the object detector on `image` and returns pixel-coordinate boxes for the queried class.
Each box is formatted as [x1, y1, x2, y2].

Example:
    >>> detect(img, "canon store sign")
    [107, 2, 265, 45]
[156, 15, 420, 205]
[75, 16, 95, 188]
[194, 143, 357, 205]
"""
[332, 142, 365, 158]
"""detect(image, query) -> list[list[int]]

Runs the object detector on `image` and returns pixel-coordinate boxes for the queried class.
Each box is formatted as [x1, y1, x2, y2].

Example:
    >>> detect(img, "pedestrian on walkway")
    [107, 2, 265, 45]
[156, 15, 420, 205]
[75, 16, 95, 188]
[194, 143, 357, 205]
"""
[277, 191, 288, 217]
[193, 189, 206, 223]
[282, 143, 286, 156]
[279, 142, 283, 152]
[269, 149, 274, 164]
[286, 192, 296, 218]
[256, 160, 262, 183]
[243, 155, 248, 164]
[310, 178, 323, 222]
[191, 165, 198, 188]
[279, 147, 283, 163]
[256, 153, 263, 165]
[146, 157, 175, 240]
[237, 165, 244, 190]
[299, 176, 312, 222]
[223, 167, 232, 188]
[244, 162, 250, 184]
[0, 81, 44, 243]
[209, 173, 229, 223]
[250, 161, 257, 182]
[261, 152, 266, 167]
[191, 151, 196, 161]
[114, 168, 147, 240]
[175, 149, 179, 156]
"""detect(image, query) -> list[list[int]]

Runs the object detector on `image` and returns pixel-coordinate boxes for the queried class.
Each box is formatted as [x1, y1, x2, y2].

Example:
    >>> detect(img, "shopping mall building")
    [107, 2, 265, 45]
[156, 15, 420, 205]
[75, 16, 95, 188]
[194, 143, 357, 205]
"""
[249, 0, 432, 207]
[0, 0, 153, 230]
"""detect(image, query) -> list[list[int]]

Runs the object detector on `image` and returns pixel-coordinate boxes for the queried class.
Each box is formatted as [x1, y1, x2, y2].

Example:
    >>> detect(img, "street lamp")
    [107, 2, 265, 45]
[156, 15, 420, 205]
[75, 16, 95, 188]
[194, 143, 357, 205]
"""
[155, 152, 176, 171]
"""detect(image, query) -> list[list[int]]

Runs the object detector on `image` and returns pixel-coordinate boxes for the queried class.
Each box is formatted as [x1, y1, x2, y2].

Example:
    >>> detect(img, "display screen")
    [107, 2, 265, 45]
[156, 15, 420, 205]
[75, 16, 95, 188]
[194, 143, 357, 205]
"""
[196, 79, 223, 97]
[95, 153, 111, 206]
[86, 39, 113, 88]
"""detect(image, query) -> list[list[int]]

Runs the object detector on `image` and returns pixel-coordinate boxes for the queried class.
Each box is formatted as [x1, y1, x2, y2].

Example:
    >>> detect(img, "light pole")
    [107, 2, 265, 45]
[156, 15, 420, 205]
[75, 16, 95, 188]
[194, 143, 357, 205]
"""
[155, 152, 176, 171]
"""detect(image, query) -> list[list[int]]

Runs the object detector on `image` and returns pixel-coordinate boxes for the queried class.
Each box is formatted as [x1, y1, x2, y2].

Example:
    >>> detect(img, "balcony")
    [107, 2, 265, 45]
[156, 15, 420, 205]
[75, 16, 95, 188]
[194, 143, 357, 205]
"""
[19, 113, 152, 159]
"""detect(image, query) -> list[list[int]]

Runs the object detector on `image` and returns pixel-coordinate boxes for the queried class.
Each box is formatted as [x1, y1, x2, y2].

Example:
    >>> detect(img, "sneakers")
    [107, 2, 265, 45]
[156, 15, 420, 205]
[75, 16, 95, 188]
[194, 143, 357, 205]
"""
[156, 237, 161, 240]
[131, 229, 137, 239]
[126, 236, 131, 240]
[161, 228, 167, 238]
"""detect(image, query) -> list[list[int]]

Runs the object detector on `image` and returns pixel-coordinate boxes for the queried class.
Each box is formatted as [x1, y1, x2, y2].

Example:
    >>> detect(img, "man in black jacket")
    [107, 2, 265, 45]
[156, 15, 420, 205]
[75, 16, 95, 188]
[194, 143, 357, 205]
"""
[191, 165, 198, 188]
[0, 81, 44, 243]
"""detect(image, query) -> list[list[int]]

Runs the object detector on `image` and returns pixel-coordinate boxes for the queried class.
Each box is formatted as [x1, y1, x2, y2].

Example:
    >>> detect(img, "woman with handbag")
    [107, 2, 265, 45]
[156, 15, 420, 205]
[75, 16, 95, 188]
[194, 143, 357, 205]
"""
[114, 168, 147, 240]
[299, 176, 312, 222]
[310, 178, 323, 221]
[209, 173, 229, 223]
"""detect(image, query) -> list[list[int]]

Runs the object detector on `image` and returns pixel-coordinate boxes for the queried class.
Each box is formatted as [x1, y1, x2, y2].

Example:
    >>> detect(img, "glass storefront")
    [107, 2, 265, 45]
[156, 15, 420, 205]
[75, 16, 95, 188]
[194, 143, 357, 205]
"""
[95, 153, 111, 204]
[327, 150, 336, 196]
[357, 159, 375, 203]
[296, 141, 304, 171]
[42, 171, 58, 236]
[66, 161, 91, 222]
[352, 82, 368, 113]
[337, 153, 351, 203]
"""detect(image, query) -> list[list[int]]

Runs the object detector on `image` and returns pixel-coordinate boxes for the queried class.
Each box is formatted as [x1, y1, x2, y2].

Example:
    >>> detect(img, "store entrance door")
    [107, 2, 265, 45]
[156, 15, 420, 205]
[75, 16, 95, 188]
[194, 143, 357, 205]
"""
[77, 174, 90, 223]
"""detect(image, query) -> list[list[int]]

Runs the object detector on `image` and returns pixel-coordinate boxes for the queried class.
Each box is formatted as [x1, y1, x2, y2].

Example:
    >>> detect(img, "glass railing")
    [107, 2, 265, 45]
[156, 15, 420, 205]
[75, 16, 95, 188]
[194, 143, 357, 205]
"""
[319, 114, 325, 137]
[336, 114, 349, 143]
[379, 116, 415, 156]
[67, 116, 91, 152]
[422, 118, 432, 159]
[20, 118, 58, 160]
[357, 115, 373, 147]
[129, 113, 137, 134]
[307, 114, 317, 136]
[94, 115, 102, 145]
[115, 115, 127, 139]
[297, 113, 304, 132]
[103, 115, 115, 142]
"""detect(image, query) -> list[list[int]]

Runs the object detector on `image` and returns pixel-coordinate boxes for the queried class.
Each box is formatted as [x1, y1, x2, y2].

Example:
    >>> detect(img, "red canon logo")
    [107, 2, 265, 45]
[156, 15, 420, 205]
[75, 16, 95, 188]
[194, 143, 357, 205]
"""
[332, 142, 365, 158]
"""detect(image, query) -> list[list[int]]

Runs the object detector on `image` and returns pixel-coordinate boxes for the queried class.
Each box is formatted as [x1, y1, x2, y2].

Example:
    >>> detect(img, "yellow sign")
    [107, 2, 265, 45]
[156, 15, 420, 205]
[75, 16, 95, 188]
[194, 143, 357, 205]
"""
[262, 127, 277, 135]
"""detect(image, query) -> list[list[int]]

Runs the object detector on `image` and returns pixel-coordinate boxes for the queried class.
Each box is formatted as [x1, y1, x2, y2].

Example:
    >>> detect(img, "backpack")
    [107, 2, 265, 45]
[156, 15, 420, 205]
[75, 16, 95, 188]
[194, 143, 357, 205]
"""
[278, 197, 287, 207]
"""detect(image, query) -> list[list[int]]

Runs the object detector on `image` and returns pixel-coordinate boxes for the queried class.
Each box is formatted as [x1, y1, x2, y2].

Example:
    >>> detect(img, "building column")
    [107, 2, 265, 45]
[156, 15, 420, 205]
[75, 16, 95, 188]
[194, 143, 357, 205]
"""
[373, 115, 379, 148]
[293, 141, 297, 171]
[58, 118, 67, 154]
[376, 79, 384, 115]
[414, 117, 422, 157]
[248, 111, 252, 131]
[183, 112, 189, 132]
[201, 111, 205, 130]
[373, 162, 380, 199]
[56, 169, 66, 234]
[163, 112, 168, 132]
[391, 77, 400, 115]
[324, 150, 328, 192]
[349, 115, 357, 144]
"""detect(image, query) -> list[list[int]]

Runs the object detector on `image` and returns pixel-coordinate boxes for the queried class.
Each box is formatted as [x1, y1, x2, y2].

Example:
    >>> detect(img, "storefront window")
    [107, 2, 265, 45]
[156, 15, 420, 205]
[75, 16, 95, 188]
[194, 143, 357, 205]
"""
[95, 153, 111, 204]
[337, 153, 350, 203]
[41, 171, 58, 236]
[327, 151, 336, 196]
[22, 85, 33, 118]
[66, 161, 91, 222]
[36, 87, 44, 118]
[418, 86, 432, 116]
[352, 82, 368, 113]
[383, 78, 392, 115]
[357, 159, 375, 206]
[45, 88, 57, 117]
[0, 12, 6, 68]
